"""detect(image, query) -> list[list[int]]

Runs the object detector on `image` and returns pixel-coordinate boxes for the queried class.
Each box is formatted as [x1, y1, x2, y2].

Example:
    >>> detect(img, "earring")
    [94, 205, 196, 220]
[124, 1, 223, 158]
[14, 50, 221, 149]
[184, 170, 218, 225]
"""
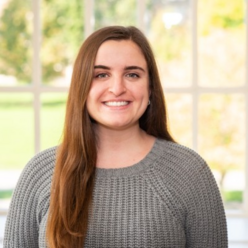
[148, 100, 150, 105]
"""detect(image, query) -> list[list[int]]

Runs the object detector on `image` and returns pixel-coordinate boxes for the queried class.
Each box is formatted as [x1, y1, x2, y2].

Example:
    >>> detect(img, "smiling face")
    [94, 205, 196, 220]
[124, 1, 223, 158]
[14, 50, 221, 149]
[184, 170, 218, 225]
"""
[86, 39, 150, 131]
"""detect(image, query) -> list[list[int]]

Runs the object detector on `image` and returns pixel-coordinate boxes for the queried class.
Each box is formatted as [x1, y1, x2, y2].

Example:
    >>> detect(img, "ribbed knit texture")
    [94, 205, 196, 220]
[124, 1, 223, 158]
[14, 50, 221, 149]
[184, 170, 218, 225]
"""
[3, 139, 228, 247]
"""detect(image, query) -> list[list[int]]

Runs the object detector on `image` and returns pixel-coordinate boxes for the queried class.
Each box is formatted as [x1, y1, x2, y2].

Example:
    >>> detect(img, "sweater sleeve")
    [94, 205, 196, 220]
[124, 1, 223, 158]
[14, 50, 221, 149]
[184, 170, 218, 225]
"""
[3, 148, 55, 248]
[184, 159, 228, 248]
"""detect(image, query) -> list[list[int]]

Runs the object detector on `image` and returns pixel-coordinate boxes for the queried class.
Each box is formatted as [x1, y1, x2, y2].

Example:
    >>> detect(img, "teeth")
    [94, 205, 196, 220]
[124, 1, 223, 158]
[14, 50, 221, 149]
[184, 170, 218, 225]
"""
[105, 101, 129, 106]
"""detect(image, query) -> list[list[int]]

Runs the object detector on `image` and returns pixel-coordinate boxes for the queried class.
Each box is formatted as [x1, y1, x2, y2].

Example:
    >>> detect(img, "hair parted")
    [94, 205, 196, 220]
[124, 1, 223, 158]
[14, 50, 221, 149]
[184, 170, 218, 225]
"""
[46, 26, 174, 248]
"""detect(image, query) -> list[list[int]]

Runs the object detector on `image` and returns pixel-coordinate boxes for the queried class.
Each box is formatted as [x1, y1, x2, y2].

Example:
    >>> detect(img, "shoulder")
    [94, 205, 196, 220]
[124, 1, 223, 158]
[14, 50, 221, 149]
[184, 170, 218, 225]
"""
[19, 146, 57, 188]
[21, 146, 57, 177]
[148, 139, 222, 204]
[153, 139, 207, 173]
[13, 146, 57, 206]
[148, 138, 216, 193]
[27, 146, 57, 168]
[146, 138, 222, 211]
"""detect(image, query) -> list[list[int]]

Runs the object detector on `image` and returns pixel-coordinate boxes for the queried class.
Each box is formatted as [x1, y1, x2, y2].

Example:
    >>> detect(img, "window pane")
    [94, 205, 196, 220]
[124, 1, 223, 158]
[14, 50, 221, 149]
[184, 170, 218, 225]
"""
[0, 0, 32, 86]
[199, 94, 245, 209]
[41, 0, 84, 86]
[94, 0, 137, 30]
[166, 93, 192, 147]
[198, 0, 246, 87]
[0, 94, 34, 169]
[146, 0, 192, 87]
[41, 93, 67, 150]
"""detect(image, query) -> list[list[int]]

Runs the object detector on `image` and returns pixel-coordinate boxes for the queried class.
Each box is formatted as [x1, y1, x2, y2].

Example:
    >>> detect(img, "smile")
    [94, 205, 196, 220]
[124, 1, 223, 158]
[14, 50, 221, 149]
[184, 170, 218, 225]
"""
[104, 101, 129, 106]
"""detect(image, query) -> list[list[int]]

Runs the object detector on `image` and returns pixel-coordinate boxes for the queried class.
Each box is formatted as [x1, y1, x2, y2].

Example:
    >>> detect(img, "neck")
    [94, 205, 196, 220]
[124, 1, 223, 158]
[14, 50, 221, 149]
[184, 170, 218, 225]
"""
[95, 124, 144, 147]
[94, 124, 155, 169]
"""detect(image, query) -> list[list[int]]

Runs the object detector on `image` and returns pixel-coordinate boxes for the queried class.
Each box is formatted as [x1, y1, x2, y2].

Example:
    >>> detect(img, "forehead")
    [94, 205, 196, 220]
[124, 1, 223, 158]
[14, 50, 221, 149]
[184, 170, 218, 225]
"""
[95, 40, 147, 67]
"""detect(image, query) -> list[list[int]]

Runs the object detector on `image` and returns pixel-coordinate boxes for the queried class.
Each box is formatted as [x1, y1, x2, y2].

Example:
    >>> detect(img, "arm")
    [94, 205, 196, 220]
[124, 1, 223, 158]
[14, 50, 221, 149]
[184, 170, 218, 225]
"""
[185, 162, 228, 248]
[3, 148, 55, 248]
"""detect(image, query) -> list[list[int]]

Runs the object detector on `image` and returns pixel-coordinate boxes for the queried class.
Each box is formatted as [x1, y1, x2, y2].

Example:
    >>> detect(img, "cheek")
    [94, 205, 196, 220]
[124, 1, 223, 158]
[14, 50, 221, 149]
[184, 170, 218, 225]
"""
[86, 84, 104, 115]
[87, 84, 99, 104]
[87, 82, 106, 99]
[86, 98, 98, 123]
[86, 88, 95, 116]
[134, 84, 150, 99]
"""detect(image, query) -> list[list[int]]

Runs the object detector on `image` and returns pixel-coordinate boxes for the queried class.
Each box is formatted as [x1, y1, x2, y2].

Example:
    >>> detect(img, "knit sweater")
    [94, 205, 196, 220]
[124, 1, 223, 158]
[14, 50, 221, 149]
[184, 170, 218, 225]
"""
[4, 139, 228, 248]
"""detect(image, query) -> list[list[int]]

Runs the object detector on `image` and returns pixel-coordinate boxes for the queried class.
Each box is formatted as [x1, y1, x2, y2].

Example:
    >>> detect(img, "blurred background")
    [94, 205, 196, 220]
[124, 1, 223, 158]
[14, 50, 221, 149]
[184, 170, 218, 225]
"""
[0, 0, 247, 247]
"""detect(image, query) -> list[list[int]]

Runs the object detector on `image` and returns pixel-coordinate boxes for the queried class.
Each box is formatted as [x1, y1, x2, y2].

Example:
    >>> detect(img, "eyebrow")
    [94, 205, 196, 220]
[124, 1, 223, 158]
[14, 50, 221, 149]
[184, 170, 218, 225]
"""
[94, 65, 110, 70]
[94, 65, 146, 72]
[125, 66, 145, 72]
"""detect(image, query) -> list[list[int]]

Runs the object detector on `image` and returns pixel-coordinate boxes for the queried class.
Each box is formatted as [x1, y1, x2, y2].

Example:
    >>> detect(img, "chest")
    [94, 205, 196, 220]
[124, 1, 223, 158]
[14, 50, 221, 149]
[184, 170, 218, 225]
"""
[39, 177, 186, 248]
[84, 178, 186, 247]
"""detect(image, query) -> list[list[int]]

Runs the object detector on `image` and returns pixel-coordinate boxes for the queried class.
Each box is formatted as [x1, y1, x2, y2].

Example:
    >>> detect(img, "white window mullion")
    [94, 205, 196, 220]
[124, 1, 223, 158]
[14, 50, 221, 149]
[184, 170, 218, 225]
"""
[137, 0, 146, 33]
[243, 0, 248, 216]
[163, 87, 247, 94]
[245, 94, 248, 216]
[191, 0, 198, 152]
[32, 0, 41, 154]
[84, 0, 94, 37]
[0, 86, 34, 93]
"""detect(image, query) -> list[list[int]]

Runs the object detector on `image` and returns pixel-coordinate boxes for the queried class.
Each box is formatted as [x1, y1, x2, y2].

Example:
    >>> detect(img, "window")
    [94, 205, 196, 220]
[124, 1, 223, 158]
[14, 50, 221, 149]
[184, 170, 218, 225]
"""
[0, 0, 247, 217]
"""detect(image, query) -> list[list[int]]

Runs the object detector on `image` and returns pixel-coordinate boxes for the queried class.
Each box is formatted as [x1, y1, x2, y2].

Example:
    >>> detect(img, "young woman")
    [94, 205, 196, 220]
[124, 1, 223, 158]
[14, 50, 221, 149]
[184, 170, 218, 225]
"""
[4, 26, 228, 248]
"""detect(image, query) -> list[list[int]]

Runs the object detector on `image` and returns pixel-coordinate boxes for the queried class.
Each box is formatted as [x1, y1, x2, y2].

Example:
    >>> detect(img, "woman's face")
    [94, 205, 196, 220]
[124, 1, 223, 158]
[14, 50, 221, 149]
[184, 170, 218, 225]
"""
[86, 39, 150, 131]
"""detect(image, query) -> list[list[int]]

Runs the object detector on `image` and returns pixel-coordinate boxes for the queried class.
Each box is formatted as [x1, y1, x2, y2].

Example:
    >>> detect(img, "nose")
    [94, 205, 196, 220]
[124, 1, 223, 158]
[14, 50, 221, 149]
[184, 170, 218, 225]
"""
[109, 76, 126, 96]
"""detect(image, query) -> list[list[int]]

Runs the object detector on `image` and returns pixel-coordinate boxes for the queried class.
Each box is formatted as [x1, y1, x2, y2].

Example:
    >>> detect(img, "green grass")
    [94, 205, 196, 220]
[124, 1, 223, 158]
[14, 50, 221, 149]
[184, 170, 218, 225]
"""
[224, 190, 243, 202]
[0, 189, 13, 199]
[0, 93, 67, 170]
[40, 93, 67, 150]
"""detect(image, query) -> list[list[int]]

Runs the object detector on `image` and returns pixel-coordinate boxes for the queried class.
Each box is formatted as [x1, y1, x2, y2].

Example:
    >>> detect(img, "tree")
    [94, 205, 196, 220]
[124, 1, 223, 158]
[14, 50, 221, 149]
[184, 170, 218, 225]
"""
[94, 0, 136, 30]
[0, 0, 32, 83]
[41, 0, 84, 83]
[199, 0, 245, 35]
[0, 0, 84, 84]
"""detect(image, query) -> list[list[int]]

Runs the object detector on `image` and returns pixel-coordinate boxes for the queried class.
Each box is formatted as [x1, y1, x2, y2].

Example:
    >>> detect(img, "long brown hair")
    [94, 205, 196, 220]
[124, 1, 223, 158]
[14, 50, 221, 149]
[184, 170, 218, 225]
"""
[46, 26, 174, 248]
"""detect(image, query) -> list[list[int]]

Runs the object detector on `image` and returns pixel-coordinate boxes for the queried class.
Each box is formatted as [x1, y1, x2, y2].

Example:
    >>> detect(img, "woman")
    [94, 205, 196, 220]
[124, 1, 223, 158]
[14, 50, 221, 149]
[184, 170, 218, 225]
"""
[4, 26, 228, 248]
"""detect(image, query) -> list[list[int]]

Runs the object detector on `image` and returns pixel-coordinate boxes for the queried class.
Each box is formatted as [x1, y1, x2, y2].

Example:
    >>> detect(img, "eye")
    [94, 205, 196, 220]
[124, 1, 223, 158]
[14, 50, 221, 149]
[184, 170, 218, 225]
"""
[95, 73, 109, 78]
[126, 73, 139, 78]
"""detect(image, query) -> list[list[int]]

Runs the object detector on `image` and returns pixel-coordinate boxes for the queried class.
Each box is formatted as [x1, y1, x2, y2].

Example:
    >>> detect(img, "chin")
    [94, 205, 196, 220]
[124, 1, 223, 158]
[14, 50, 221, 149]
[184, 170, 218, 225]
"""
[99, 121, 136, 131]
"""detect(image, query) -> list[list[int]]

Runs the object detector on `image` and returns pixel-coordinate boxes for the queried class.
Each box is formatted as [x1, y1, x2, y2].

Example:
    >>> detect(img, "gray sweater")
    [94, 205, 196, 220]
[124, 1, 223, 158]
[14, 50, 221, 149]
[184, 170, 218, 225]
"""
[4, 139, 228, 247]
